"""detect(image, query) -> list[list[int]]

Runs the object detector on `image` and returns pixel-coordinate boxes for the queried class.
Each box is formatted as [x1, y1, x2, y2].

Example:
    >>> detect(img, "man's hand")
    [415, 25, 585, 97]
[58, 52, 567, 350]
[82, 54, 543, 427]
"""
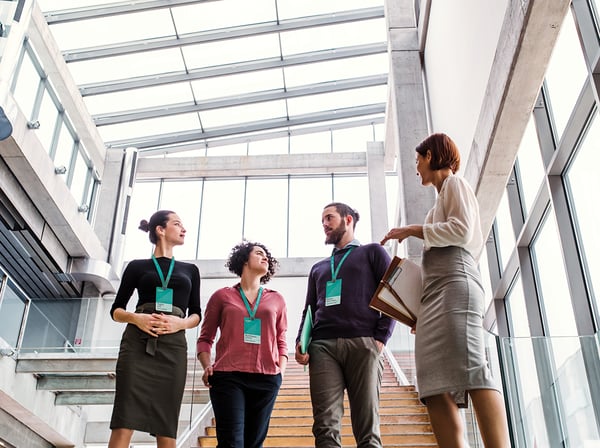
[294, 342, 309, 365]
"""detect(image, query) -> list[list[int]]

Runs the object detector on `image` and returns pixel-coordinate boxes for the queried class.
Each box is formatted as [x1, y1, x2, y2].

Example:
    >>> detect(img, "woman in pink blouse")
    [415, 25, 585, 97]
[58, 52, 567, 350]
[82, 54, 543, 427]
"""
[197, 241, 288, 448]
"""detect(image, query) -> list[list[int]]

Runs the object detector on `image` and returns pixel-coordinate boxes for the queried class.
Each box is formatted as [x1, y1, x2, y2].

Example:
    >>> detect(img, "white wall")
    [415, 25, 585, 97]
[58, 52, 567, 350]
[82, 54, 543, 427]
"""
[424, 0, 508, 164]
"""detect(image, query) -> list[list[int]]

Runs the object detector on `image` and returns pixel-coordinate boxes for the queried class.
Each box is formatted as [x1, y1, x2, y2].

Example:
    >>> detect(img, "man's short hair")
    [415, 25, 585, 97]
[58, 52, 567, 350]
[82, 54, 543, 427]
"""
[324, 202, 360, 229]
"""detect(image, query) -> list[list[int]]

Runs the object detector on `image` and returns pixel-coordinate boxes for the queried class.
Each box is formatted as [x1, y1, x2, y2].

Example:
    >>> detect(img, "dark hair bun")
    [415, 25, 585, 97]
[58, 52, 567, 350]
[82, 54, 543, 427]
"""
[138, 219, 150, 232]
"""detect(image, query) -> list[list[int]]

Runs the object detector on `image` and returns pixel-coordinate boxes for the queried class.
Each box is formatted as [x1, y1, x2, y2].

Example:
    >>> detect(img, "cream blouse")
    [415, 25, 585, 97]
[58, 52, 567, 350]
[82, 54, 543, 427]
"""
[422, 174, 483, 261]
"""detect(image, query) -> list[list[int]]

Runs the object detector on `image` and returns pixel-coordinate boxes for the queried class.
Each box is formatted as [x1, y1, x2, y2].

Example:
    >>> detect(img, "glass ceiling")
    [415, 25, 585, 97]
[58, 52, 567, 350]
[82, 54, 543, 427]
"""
[37, 0, 388, 158]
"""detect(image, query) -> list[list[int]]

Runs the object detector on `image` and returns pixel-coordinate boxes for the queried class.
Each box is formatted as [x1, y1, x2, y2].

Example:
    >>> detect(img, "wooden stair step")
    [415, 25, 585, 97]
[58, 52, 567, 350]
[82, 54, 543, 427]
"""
[270, 406, 428, 417]
[274, 398, 422, 408]
[205, 422, 433, 436]
[195, 353, 437, 447]
[199, 433, 437, 447]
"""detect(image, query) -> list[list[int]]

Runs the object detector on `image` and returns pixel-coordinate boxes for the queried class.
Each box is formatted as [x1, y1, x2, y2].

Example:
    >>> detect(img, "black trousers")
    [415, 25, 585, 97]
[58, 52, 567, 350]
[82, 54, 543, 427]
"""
[209, 371, 282, 448]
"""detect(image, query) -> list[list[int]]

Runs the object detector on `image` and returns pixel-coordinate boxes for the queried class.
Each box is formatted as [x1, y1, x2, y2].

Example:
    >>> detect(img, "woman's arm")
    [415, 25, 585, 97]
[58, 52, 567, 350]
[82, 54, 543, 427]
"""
[380, 224, 424, 245]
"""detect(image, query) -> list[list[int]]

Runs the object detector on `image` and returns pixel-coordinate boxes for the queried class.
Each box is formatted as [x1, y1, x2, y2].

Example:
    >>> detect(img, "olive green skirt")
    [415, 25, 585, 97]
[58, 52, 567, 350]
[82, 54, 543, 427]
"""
[110, 316, 187, 438]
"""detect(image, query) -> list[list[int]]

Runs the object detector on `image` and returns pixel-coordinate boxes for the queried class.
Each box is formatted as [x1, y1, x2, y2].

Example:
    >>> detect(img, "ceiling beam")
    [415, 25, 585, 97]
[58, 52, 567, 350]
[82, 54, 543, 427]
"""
[93, 74, 388, 126]
[136, 116, 385, 156]
[106, 103, 385, 149]
[79, 42, 387, 96]
[44, 0, 218, 24]
[135, 152, 369, 179]
[61, 7, 384, 62]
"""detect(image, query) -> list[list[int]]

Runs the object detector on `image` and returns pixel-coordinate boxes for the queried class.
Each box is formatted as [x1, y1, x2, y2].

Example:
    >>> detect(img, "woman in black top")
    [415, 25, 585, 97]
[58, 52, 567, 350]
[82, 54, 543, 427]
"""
[108, 210, 201, 448]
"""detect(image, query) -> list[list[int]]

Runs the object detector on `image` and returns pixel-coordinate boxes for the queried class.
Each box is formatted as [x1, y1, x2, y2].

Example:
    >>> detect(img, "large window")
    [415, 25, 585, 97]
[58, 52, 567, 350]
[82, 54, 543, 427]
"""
[10, 41, 100, 222]
[544, 9, 588, 141]
[564, 112, 600, 321]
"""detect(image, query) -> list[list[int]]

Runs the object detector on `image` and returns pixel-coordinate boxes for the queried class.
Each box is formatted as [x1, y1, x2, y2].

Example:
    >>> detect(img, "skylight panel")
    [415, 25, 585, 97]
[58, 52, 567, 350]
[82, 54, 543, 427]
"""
[99, 112, 200, 143]
[277, 0, 383, 20]
[191, 69, 284, 100]
[66, 48, 185, 84]
[199, 100, 287, 128]
[172, 0, 277, 33]
[182, 33, 281, 70]
[46, 9, 175, 50]
[84, 83, 194, 115]
[284, 53, 388, 87]
[280, 18, 386, 55]
[287, 85, 387, 117]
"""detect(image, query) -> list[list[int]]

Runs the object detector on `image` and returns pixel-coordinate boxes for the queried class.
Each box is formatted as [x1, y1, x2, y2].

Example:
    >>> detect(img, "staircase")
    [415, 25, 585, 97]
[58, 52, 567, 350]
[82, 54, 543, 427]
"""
[197, 357, 438, 447]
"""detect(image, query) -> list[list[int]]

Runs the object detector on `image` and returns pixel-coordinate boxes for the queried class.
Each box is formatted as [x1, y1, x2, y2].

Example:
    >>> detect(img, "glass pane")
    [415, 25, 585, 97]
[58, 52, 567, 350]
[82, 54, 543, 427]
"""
[35, 87, 59, 154]
[288, 177, 333, 257]
[47, 9, 175, 49]
[191, 69, 284, 101]
[67, 48, 185, 85]
[280, 19, 386, 55]
[544, 9, 588, 140]
[53, 119, 75, 178]
[332, 125, 374, 152]
[11, 50, 40, 120]
[517, 115, 545, 216]
[248, 136, 289, 155]
[0, 281, 27, 348]
[84, 83, 193, 115]
[289, 131, 331, 154]
[70, 148, 89, 204]
[122, 182, 161, 264]
[277, 0, 383, 19]
[20, 299, 81, 351]
[199, 179, 245, 259]
[554, 337, 600, 446]
[206, 143, 246, 157]
[506, 275, 530, 337]
[565, 113, 600, 318]
[243, 178, 288, 258]
[531, 210, 578, 361]
[501, 336, 549, 447]
[159, 180, 203, 260]
[183, 34, 280, 70]
[332, 176, 372, 243]
[495, 188, 515, 271]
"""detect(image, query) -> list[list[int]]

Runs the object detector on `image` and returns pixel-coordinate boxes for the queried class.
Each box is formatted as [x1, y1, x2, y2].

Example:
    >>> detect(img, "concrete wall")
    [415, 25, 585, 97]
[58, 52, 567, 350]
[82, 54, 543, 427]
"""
[424, 0, 508, 162]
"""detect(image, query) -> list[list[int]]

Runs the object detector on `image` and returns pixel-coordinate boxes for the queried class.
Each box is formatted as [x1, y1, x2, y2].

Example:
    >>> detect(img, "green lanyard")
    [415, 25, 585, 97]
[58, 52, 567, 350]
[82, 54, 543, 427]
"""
[330, 246, 355, 281]
[239, 287, 264, 320]
[152, 255, 175, 289]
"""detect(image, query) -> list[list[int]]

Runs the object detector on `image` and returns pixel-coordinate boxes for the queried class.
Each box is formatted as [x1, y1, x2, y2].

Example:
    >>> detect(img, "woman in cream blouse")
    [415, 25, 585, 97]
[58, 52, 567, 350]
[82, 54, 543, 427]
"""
[381, 133, 509, 448]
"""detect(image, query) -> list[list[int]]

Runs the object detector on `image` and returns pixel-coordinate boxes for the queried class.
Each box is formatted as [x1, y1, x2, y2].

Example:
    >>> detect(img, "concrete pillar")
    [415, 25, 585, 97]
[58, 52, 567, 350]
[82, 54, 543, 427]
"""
[366, 141, 388, 243]
[385, 0, 435, 260]
[93, 147, 137, 272]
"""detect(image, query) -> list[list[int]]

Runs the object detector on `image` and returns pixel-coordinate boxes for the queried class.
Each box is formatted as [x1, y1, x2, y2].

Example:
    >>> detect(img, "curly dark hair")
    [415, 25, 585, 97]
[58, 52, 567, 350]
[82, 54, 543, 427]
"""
[225, 241, 279, 284]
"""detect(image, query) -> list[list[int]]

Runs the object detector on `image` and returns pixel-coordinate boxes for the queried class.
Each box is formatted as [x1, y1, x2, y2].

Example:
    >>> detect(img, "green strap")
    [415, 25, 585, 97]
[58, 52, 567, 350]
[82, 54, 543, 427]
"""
[239, 287, 263, 320]
[152, 255, 175, 289]
[330, 246, 355, 281]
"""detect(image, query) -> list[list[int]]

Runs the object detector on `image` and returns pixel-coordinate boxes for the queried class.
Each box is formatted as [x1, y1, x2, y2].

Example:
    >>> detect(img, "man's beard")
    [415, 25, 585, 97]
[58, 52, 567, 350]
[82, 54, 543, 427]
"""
[325, 221, 347, 245]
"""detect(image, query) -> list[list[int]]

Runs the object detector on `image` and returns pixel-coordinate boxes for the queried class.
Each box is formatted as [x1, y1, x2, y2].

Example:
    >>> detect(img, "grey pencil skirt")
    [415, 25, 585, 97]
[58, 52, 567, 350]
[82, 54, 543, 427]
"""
[415, 246, 499, 407]
[110, 312, 187, 438]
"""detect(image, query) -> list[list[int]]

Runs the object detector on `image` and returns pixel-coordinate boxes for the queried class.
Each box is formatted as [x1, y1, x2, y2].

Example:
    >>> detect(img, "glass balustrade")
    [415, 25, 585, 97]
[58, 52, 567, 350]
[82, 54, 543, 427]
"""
[3, 296, 600, 447]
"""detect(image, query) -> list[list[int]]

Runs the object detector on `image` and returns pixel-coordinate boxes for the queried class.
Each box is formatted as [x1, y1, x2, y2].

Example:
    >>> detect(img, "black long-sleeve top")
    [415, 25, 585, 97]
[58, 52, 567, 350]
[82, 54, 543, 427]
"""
[110, 257, 202, 320]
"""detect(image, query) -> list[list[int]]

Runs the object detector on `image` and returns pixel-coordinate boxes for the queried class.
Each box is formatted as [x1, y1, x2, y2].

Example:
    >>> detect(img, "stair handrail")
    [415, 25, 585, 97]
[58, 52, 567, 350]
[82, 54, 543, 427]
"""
[176, 401, 213, 448]
[383, 345, 410, 385]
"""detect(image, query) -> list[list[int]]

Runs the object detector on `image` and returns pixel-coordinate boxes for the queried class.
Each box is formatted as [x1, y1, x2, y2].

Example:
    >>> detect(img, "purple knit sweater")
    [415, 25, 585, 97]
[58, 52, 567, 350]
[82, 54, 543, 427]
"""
[296, 243, 395, 344]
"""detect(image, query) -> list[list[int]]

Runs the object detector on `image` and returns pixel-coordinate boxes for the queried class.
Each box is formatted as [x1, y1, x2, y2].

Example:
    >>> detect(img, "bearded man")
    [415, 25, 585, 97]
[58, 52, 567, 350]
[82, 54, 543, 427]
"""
[295, 202, 395, 448]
